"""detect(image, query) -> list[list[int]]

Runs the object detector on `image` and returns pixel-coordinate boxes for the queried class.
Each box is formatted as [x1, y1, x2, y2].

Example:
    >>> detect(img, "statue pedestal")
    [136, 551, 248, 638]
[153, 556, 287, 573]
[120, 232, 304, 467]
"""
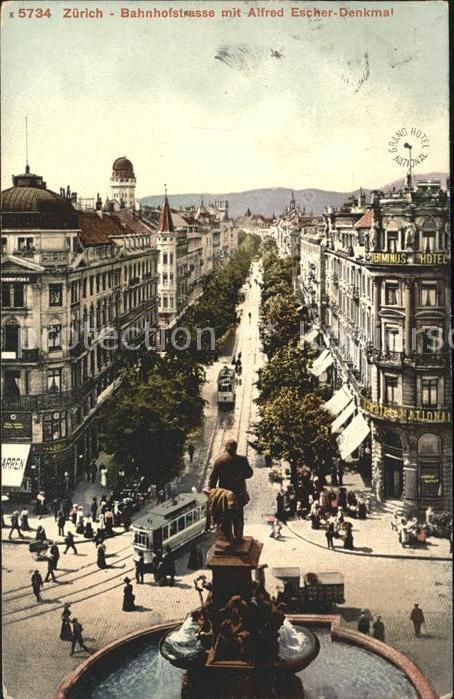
[206, 536, 263, 609]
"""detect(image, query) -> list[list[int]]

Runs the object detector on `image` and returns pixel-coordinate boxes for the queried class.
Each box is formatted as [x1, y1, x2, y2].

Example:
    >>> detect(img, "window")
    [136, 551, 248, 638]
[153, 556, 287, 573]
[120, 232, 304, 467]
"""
[387, 231, 398, 253]
[2, 284, 11, 308]
[421, 230, 436, 252]
[163, 273, 168, 285]
[2, 283, 25, 308]
[178, 516, 185, 532]
[18, 237, 34, 251]
[49, 284, 63, 307]
[421, 327, 442, 353]
[163, 296, 168, 308]
[43, 411, 67, 442]
[47, 368, 62, 393]
[193, 509, 200, 522]
[96, 275, 101, 293]
[82, 279, 87, 298]
[162, 525, 169, 541]
[1, 237, 7, 254]
[48, 324, 62, 351]
[170, 520, 178, 537]
[421, 378, 439, 408]
[418, 433, 441, 456]
[384, 375, 398, 405]
[3, 320, 20, 355]
[170, 253, 174, 265]
[186, 511, 193, 527]
[385, 283, 398, 305]
[384, 327, 401, 352]
[70, 281, 79, 304]
[4, 370, 20, 397]
[89, 276, 94, 295]
[420, 282, 439, 307]
[163, 253, 168, 265]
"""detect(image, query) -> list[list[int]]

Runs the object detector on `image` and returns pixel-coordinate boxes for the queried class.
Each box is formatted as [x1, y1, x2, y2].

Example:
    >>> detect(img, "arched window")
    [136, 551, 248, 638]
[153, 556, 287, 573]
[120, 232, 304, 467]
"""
[3, 319, 20, 355]
[418, 434, 441, 456]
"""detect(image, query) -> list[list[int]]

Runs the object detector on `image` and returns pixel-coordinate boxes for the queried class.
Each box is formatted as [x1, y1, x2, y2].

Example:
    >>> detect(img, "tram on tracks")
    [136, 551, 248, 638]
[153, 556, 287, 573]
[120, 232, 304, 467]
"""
[131, 492, 207, 571]
[217, 365, 236, 408]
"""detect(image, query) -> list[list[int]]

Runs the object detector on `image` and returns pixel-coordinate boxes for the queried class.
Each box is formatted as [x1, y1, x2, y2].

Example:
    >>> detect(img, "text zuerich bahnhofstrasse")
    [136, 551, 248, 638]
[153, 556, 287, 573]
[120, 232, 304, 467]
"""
[118, 7, 395, 19]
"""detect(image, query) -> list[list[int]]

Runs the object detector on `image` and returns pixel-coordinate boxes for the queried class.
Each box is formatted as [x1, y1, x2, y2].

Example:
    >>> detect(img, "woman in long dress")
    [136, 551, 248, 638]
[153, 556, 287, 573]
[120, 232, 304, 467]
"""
[97, 542, 107, 569]
[122, 577, 136, 611]
[60, 604, 73, 641]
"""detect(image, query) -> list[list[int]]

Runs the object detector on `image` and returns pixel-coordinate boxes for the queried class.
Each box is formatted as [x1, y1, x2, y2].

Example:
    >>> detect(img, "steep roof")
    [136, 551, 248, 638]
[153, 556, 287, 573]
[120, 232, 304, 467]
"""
[354, 209, 373, 229]
[158, 196, 175, 232]
[79, 213, 137, 245]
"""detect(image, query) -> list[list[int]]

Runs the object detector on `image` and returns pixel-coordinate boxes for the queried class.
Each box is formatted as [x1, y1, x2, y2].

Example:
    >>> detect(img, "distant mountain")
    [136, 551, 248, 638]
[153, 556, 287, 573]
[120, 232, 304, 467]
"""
[139, 173, 448, 218]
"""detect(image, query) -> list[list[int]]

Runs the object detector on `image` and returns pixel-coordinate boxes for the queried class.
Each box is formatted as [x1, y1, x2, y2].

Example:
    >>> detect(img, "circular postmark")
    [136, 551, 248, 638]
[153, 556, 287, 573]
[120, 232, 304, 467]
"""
[387, 127, 430, 168]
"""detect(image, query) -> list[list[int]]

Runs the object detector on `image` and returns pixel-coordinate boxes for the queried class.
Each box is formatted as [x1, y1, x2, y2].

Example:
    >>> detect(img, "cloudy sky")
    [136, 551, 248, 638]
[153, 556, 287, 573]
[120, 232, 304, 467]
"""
[1, 0, 449, 199]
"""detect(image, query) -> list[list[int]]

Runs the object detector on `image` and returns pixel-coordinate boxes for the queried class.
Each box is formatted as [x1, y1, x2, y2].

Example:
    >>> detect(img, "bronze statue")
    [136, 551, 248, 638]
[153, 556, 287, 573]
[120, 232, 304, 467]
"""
[206, 487, 239, 545]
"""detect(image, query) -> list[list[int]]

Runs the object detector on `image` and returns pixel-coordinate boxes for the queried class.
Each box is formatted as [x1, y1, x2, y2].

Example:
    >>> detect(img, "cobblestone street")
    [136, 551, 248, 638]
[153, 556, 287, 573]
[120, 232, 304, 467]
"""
[2, 264, 452, 699]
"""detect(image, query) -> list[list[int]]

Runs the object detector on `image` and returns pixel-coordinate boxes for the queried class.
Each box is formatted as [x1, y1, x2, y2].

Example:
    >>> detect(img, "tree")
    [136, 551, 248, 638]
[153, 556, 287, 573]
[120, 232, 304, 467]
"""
[256, 340, 317, 405]
[250, 390, 337, 484]
[260, 292, 301, 358]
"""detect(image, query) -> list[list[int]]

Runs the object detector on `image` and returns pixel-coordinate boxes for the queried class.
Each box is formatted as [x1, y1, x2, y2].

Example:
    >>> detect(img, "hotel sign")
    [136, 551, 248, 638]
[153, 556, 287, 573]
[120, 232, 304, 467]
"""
[1, 412, 32, 440]
[369, 252, 449, 265]
[361, 398, 451, 424]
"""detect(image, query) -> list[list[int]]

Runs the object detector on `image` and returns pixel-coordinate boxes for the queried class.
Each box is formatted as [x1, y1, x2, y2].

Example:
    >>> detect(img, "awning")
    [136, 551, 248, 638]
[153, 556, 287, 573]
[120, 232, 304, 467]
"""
[324, 385, 354, 417]
[1, 444, 30, 488]
[337, 413, 370, 460]
[310, 349, 334, 377]
[301, 327, 319, 345]
[331, 400, 356, 433]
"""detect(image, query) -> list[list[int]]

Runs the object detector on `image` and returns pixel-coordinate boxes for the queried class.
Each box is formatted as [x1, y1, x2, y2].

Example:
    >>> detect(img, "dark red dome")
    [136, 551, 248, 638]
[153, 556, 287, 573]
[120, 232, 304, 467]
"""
[112, 157, 135, 179]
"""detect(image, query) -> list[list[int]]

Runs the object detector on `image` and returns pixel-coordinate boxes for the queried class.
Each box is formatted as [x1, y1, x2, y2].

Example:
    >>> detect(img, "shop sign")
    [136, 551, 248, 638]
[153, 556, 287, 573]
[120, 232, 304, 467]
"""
[361, 398, 451, 424]
[1, 412, 32, 439]
[420, 468, 441, 498]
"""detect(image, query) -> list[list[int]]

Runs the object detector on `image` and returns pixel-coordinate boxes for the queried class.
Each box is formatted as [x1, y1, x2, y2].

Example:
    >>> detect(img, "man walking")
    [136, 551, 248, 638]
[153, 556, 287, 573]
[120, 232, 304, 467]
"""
[135, 551, 145, 584]
[57, 512, 66, 537]
[44, 549, 57, 582]
[373, 616, 386, 642]
[187, 443, 195, 464]
[63, 531, 78, 555]
[90, 497, 98, 523]
[325, 520, 335, 549]
[52, 498, 60, 521]
[8, 511, 23, 540]
[208, 439, 253, 544]
[70, 618, 89, 655]
[410, 604, 425, 637]
[31, 570, 44, 602]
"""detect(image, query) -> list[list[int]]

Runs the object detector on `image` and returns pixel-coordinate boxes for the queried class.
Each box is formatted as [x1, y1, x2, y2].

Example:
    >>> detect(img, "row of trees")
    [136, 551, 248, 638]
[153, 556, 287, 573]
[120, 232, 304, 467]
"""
[251, 241, 337, 484]
[101, 234, 260, 486]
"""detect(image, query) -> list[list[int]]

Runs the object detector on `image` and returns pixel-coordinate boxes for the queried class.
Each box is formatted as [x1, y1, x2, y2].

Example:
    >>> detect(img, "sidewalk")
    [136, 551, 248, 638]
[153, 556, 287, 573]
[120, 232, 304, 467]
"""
[283, 470, 451, 561]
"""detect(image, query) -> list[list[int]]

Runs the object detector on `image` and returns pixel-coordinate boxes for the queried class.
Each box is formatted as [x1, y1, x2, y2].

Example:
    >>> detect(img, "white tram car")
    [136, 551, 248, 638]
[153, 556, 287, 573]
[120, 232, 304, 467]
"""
[131, 492, 207, 570]
[217, 365, 236, 408]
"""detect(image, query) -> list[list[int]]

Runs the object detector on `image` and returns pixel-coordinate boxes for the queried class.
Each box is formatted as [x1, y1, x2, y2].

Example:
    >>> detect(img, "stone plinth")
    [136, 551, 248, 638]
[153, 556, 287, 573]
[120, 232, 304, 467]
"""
[206, 536, 263, 609]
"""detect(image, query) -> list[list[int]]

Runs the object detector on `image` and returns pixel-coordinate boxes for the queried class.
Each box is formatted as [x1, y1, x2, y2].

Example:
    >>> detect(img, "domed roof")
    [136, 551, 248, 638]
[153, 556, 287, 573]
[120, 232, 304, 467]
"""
[1, 167, 78, 230]
[112, 156, 135, 179]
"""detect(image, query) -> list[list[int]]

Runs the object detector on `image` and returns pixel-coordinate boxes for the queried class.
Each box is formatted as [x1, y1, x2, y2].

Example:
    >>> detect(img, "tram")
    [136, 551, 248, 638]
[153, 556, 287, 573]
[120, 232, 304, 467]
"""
[131, 492, 207, 570]
[217, 365, 236, 408]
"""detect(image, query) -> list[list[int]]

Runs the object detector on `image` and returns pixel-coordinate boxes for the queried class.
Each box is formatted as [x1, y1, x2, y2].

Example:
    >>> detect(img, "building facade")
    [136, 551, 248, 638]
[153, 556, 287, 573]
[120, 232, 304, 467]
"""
[1, 165, 159, 496]
[289, 180, 450, 511]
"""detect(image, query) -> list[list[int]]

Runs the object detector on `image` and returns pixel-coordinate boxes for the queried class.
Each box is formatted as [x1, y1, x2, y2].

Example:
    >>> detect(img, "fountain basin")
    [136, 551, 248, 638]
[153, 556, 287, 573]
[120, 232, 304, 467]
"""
[55, 615, 437, 699]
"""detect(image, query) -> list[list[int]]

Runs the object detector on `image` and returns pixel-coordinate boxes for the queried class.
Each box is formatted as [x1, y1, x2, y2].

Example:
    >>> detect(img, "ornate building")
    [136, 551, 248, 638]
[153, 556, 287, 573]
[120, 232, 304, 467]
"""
[1, 164, 159, 496]
[298, 179, 451, 511]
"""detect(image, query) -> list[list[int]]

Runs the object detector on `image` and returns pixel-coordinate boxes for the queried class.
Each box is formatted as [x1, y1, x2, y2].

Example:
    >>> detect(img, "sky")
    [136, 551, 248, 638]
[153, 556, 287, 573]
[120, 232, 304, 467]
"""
[1, 0, 449, 199]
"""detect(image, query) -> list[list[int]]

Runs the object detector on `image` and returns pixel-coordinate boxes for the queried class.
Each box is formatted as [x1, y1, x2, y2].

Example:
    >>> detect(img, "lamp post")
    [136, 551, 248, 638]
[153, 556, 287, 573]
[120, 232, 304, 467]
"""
[403, 142, 413, 189]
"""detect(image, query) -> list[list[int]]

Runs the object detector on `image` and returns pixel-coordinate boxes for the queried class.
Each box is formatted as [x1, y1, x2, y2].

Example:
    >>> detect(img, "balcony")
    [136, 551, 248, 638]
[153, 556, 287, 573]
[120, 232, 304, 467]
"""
[369, 349, 404, 366]
[128, 276, 141, 287]
[14, 247, 36, 257]
[2, 348, 42, 362]
[404, 352, 450, 368]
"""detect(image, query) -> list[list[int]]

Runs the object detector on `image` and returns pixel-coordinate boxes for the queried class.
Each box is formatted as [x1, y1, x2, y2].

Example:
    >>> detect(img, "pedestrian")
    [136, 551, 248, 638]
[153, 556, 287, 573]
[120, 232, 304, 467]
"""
[248, 311, 251, 321]
[97, 542, 107, 568]
[276, 489, 286, 523]
[84, 519, 94, 539]
[162, 547, 176, 586]
[264, 453, 272, 468]
[19, 507, 30, 531]
[188, 542, 201, 570]
[36, 491, 46, 519]
[44, 549, 57, 582]
[36, 525, 47, 542]
[410, 604, 425, 637]
[8, 511, 23, 540]
[187, 443, 195, 464]
[63, 531, 78, 555]
[357, 610, 370, 634]
[49, 542, 60, 570]
[91, 460, 98, 484]
[337, 462, 344, 486]
[52, 498, 60, 521]
[325, 520, 335, 549]
[63, 471, 71, 494]
[76, 515, 85, 535]
[31, 570, 43, 602]
[57, 512, 66, 538]
[330, 464, 338, 487]
[104, 508, 114, 536]
[122, 577, 136, 611]
[135, 551, 145, 583]
[63, 497, 72, 520]
[60, 603, 73, 641]
[373, 616, 386, 642]
[90, 497, 98, 523]
[85, 463, 92, 483]
[343, 521, 354, 550]
[100, 466, 108, 489]
[70, 618, 89, 655]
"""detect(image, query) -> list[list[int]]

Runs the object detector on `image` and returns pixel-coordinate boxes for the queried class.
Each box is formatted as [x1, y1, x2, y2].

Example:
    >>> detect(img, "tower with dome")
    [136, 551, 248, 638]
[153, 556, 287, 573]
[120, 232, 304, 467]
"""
[110, 156, 136, 209]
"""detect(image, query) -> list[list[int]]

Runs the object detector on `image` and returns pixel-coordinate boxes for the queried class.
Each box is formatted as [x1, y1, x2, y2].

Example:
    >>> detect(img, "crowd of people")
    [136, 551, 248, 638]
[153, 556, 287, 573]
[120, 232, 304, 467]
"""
[273, 468, 369, 551]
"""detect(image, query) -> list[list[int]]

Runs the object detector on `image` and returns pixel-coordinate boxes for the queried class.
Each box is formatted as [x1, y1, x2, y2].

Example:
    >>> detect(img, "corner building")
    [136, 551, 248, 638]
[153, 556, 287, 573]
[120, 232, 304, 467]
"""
[299, 180, 451, 512]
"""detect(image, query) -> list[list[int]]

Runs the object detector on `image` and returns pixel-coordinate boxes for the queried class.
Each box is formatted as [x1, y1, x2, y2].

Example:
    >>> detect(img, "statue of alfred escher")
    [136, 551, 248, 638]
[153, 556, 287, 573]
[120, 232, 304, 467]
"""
[206, 439, 253, 547]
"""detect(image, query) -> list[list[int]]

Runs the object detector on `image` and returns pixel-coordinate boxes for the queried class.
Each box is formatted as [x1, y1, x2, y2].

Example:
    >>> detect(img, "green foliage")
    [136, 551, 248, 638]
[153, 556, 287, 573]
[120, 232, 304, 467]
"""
[260, 292, 301, 359]
[250, 390, 337, 477]
[256, 340, 317, 404]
